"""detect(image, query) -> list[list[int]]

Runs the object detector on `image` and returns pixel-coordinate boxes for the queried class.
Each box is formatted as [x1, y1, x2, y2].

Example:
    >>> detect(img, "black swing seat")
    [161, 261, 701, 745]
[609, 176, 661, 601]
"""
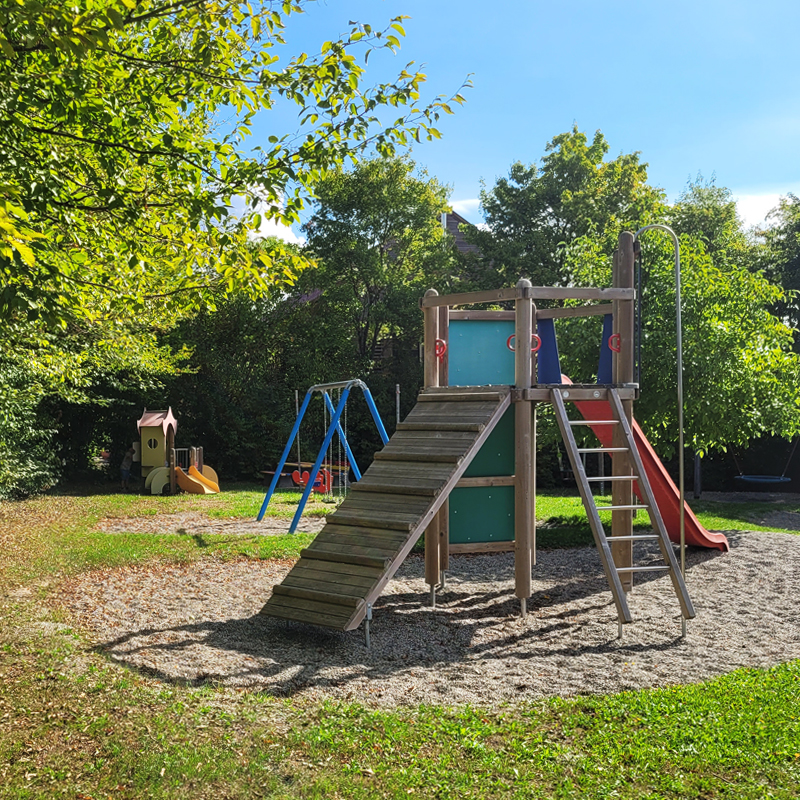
[735, 474, 791, 485]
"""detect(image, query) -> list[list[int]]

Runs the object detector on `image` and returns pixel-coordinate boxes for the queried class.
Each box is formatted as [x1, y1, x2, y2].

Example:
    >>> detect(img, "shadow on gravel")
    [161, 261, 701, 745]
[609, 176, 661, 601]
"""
[91, 539, 732, 696]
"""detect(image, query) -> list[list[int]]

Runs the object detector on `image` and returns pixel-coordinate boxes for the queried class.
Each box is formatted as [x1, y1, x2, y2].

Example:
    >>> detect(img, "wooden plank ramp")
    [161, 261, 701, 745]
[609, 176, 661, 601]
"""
[259, 386, 512, 631]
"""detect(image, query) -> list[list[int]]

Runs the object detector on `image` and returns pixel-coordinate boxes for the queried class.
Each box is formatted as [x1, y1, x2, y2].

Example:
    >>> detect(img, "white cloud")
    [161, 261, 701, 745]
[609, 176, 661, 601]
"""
[450, 198, 481, 220]
[228, 193, 305, 245]
[250, 212, 304, 245]
[733, 193, 784, 228]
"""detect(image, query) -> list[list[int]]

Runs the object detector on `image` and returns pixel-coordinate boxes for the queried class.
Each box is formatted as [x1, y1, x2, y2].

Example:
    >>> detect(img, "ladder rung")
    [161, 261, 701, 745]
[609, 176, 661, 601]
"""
[578, 447, 629, 453]
[596, 504, 648, 511]
[604, 534, 660, 541]
[568, 419, 619, 425]
[586, 475, 639, 482]
[614, 566, 671, 573]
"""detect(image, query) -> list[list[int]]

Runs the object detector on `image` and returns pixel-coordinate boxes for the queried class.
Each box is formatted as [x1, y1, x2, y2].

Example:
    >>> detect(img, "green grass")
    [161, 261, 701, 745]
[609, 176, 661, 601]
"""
[0, 486, 798, 798]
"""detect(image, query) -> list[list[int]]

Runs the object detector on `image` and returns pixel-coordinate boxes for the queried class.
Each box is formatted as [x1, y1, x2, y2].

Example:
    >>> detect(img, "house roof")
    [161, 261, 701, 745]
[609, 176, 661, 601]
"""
[444, 210, 481, 255]
[137, 407, 178, 438]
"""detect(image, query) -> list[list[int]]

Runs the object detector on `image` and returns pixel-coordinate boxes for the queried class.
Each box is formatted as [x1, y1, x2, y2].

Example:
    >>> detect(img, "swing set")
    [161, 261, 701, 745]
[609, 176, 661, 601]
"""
[733, 437, 799, 487]
[257, 379, 390, 533]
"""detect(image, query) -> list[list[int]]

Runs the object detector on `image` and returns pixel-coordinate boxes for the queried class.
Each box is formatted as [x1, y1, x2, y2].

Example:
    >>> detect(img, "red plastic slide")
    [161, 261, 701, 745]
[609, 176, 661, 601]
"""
[572, 396, 730, 552]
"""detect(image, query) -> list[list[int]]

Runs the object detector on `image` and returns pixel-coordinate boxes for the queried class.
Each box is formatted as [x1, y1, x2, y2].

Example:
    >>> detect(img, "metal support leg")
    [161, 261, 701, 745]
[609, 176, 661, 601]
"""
[618, 621, 623, 640]
[520, 597, 527, 618]
[429, 585, 436, 608]
[681, 616, 687, 638]
[365, 603, 372, 649]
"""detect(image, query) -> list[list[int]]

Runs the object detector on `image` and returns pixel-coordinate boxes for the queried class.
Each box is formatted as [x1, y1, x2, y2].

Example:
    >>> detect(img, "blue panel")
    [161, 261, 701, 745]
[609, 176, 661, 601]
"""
[536, 318, 563, 384]
[597, 314, 613, 384]
[448, 319, 515, 386]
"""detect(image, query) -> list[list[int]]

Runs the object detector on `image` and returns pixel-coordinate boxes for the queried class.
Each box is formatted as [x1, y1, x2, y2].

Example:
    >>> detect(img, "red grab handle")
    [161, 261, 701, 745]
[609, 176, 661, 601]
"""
[434, 338, 447, 360]
[507, 334, 542, 352]
[608, 333, 621, 353]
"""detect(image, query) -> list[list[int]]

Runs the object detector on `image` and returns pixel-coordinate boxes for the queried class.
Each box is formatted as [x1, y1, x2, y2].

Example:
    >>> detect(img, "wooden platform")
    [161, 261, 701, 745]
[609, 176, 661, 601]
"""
[259, 386, 512, 631]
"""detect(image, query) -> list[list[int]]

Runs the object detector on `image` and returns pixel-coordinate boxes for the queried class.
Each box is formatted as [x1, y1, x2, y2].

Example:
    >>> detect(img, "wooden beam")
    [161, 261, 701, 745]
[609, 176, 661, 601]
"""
[423, 288, 441, 591]
[612, 234, 636, 591]
[449, 310, 515, 320]
[514, 278, 534, 606]
[529, 287, 633, 301]
[449, 540, 514, 554]
[520, 387, 638, 401]
[456, 475, 515, 488]
[536, 304, 614, 320]
[420, 287, 519, 307]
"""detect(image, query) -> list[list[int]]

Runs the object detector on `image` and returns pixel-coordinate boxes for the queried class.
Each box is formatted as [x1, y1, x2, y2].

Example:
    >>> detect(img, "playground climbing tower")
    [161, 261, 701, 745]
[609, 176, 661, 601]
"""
[259, 232, 725, 642]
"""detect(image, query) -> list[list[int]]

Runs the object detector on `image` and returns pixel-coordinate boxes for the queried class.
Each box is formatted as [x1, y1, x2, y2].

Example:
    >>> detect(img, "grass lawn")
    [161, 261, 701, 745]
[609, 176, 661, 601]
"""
[0, 483, 798, 798]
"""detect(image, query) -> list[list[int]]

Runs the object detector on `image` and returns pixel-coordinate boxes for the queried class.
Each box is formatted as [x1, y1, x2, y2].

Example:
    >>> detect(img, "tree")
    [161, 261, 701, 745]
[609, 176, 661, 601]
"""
[462, 129, 800, 458]
[561, 232, 800, 457]
[0, 0, 465, 328]
[0, 1, 466, 495]
[466, 126, 664, 288]
[301, 156, 455, 361]
[762, 194, 800, 343]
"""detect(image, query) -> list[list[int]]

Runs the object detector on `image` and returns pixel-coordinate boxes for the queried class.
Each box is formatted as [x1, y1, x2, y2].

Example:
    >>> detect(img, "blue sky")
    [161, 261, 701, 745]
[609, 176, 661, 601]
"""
[253, 0, 800, 232]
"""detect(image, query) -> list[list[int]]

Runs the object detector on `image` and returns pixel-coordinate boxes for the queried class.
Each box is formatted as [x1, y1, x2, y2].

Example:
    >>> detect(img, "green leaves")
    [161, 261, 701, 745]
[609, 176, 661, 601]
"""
[0, 0, 466, 331]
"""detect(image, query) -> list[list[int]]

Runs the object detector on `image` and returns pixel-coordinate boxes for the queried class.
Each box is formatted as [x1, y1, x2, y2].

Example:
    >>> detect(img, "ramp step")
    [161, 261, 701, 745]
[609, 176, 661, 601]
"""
[373, 450, 464, 464]
[391, 430, 479, 442]
[314, 531, 406, 552]
[261, 598, 353, 628]
[586, 475, 639, 482]
[595, 504, 648, 511]
[418, 392, 505, 403]
[272, 584, 366, 609]
[341, 491, 432, 512]
[306, 540, 400, 559]
[606, 534, 660, 542]
[321, 523, 415, 542]
[397, 421, 485, 432]
[299, 548, 391, 570]
[328, 512, 418, 531]
[569, 419, 618, 426]
[351, 482, 440, 497]
[288, 566, 378, 590]
[291, 557, 384, 580]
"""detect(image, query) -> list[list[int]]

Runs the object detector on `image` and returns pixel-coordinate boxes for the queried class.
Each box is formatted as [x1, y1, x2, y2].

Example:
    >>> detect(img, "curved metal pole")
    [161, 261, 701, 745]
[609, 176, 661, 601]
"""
[634, 224, 687, 634]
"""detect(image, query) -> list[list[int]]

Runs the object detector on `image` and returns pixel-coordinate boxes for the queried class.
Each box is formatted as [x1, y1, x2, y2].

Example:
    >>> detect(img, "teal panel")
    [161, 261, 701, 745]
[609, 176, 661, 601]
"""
[449, 486, 515, 544]
[463, 406, 514, 477]
[448, 319, 515, 386]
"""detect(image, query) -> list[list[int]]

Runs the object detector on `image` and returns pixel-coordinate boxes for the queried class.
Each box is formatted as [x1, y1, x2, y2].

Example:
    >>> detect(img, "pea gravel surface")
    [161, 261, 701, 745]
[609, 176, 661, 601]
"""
[59, 529, 800, 708]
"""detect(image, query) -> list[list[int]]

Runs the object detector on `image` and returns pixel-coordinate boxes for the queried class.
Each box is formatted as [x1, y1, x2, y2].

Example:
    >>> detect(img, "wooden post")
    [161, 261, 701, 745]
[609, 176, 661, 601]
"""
[437, 304, 450, 573]
[423, 289, 441, 601]
[612, 233, 635, 590]
[514, 278, 534, 616]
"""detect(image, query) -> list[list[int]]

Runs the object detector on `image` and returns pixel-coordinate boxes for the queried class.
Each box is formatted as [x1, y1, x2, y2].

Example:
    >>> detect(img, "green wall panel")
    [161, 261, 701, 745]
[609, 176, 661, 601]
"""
[448, 485, 515, 544]
[462, 406, 514, 477]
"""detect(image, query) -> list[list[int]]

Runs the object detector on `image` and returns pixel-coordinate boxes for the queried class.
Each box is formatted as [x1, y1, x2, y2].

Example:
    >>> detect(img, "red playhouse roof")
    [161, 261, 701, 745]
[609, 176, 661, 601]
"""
[137, 407, 178, 438]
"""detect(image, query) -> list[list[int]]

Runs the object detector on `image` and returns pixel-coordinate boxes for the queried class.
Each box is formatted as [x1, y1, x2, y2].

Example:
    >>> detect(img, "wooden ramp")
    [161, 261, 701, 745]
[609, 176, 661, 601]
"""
[259, 386, 512, 631]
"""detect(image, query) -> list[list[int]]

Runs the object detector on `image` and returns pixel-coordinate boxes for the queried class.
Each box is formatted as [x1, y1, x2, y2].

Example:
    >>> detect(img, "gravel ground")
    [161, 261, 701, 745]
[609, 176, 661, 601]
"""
[59, 529, 800, 707]
[95, 512, 326, 536]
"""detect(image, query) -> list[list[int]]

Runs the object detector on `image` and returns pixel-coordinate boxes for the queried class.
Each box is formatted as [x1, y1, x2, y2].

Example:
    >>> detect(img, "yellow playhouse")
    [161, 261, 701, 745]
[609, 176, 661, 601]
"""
[137, 408, 220, 495]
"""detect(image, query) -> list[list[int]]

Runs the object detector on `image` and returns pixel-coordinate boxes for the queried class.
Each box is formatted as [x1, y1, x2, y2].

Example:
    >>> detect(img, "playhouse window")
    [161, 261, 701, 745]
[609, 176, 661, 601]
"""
[147, 438, 159, 449]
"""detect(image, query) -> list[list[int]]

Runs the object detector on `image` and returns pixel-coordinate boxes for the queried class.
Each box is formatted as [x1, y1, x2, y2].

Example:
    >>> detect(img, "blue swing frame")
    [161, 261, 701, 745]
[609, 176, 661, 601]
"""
[257, 379, 390, 533]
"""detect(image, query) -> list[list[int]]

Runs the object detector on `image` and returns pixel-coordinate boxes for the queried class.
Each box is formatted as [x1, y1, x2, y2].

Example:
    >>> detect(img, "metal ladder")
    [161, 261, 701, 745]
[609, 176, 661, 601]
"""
[551, 388, 695, 627]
